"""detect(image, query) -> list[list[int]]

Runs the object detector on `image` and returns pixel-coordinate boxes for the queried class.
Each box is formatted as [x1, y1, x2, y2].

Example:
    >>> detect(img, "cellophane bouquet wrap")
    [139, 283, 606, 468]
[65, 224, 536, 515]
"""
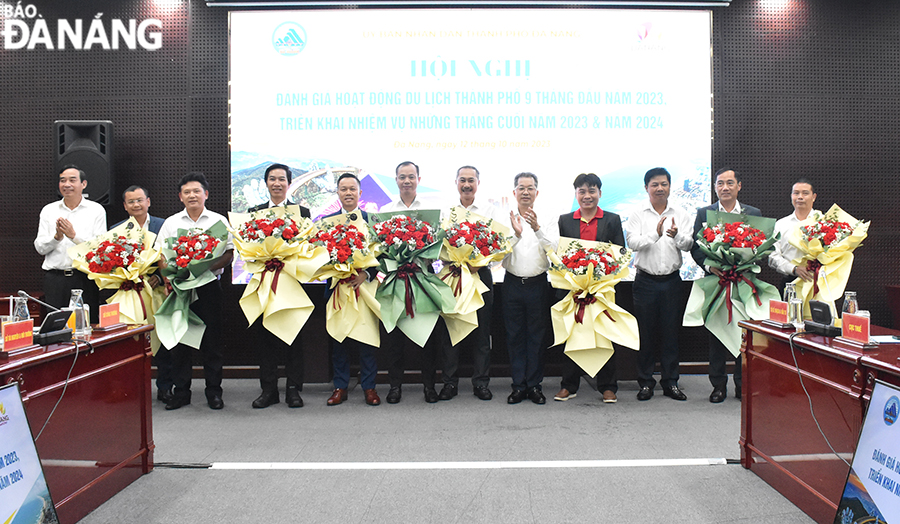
[155, 221, 229, 350]
[683, 211, 781, 356]
[547, 237, 638, 376]
[437, 207, 513, 345]
[312, 213, 381, 346]
[228, 205, 328, 344]
[68, 217, 164, 351]
[786, 204, 869, 317]
[369, 210, 456, 347]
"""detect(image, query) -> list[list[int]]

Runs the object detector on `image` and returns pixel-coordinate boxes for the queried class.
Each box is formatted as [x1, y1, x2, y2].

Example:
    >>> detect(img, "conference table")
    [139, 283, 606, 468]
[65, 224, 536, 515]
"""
[738, 320, 900, 523]
[0, 324, 154, 524]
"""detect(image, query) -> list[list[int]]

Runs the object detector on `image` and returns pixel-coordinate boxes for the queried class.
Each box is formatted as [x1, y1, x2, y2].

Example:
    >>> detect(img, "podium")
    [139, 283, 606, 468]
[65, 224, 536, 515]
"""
[738, 320, 900, 523]
[0, 325, 154, 524]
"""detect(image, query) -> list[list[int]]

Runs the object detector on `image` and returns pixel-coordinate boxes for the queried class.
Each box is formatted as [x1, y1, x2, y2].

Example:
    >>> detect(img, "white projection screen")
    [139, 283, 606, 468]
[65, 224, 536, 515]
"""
[229, 8, 712, 283]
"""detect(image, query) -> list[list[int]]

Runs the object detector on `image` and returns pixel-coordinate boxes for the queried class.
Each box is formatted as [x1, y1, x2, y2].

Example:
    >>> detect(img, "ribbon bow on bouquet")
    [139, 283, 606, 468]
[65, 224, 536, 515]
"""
[229, 205, 328, 345]
[547, 238, 639, 377]
[369, 210, 457, 348]
[437, 207, 513, 345]
[312, 213, 382, 347]
[786, 204, 869, 318]
[683, 211, 781, 356]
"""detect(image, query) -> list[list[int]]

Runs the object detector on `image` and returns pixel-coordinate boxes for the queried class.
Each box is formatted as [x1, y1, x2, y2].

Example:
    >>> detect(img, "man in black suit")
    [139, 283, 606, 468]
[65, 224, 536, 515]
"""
[321, 173, 380, 406]
[690, 167, 761, 403]
[247, 163, 310, 409]
[554, 173, 626, 404]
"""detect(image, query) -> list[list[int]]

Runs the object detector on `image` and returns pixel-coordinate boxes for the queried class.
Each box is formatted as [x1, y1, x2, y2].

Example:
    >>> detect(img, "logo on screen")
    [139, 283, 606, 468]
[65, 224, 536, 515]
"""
[273, 22, 307, 56]
[885, 396, 899, 426]
[0, 403, 7, 427]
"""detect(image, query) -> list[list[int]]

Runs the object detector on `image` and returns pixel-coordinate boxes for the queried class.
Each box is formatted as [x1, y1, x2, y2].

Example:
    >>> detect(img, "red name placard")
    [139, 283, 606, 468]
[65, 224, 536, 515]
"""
[99, 303, 121, 327]
[842, 313, 870, 343]
[2, 319, 34, 351]
[769, 300, 788, 323]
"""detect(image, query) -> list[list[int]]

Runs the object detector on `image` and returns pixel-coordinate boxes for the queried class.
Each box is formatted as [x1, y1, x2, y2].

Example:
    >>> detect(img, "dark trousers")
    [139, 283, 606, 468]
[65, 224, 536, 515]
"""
[503, 274, 550, 392]
[633, 271, 682, 389]
[154, 350, 173, 393]
[331, 337, 378, 390]
[254, 319, 304, 393]
[708, 331, 741, 390]
[169, 279, 224, 402]
[43, 270, 100, 323]
[382, 321, 439, 389]
[560, 348, 618, 393]
[442, 266, 493, 389]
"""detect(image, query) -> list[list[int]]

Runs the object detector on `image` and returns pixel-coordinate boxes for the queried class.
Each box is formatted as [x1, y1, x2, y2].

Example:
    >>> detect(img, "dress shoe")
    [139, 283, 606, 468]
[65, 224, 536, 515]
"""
[157, 387, 174, 403]
[364, 388, 381, 406]
[507, 389, 527, 404]
[735, 387, 742, 400]
[424, 387, 439, 403]
[637, 386, 654, 401]
[438, 384, 458, 400]
[207, 394, 224, 410]
[252, 390, 279, 409]
[554, 388, 576, 401]
[386, 387, 402, 404]
[285, 387, 303, 408]
[473, 386, 493, 401]
[709, 387, 726, 404]
[165, 394, 191, 411]
[327, 388, 348, 406]
[663, 385, 687, 401]
[602, 390, 617, 403]
[527, 387, 546, 405]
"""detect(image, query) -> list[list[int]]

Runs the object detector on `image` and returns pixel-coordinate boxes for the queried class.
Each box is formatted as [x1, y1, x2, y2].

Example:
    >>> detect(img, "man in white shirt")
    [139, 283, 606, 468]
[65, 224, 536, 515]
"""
[502, 172, 559, 405]
[769, 178, 820, 289]
[379, 161, 441, 404]
[34, 165, 107, 321]
[156, 172, 234, 411]
[624, 167, 693, 402]
[690, 168, 761, 404]
[438, 165, 506, 402]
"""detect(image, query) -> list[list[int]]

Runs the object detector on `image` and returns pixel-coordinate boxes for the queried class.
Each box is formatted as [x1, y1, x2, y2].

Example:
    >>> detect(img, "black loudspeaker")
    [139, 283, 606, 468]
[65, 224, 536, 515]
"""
[53, 120, 114, 205]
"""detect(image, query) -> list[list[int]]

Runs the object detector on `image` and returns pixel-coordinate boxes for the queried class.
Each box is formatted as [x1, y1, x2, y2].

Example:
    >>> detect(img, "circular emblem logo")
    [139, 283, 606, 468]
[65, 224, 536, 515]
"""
[885, 395, 899, 426]
[272, 22, 307, 56]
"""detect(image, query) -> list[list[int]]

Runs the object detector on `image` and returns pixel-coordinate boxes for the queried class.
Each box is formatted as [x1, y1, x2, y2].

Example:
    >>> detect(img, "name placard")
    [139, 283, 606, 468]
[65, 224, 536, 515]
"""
[2, 319, 34, 351]
[842, 313, 870, 343]
[99, 303, 120, 327]
[769, 300, 788, 323]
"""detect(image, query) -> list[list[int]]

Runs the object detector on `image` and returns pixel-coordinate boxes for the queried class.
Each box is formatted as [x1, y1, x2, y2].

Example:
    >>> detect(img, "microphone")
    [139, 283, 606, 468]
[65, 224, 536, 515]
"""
[18, 290, 60, 312]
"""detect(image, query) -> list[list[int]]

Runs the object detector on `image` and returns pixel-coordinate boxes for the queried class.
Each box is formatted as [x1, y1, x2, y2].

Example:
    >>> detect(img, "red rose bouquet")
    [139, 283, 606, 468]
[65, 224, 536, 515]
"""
[313, 214, 381, 346]
[172, 231, 221, 268]
[684, 211, 781, 356]
[68, 217, 162, 328]
[787, 204, 869, 316]
[437, 207, 513, 345]
[228, 206, 327, 345]
[547, 238, 638, 376]
[369, 210, 456, 348]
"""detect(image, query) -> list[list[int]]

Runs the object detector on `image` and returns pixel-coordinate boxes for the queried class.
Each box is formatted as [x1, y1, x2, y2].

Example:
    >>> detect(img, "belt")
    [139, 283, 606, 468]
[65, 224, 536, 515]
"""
[635, 269, 679, 281]
[47, 268, 77, 277]
[505, 272, 546, 286]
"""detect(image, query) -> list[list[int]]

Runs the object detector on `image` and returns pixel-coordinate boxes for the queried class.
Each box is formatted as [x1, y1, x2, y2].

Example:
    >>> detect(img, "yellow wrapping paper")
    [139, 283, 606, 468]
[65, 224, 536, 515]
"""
[230, 207, 329, 344]
[438, 206, 513, 345]
[314, 213, 383, 346]
[68, 218, 163, 352]
[786, 204, 869, 318]
[547, 238, 639, 376]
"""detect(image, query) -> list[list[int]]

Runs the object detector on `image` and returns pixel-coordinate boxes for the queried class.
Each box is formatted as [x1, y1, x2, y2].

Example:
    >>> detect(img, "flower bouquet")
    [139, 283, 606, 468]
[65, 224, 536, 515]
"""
[786, 204, 869, 317]
[229, 206, 328, 344]
[369, 210, 456, 347]
[154, 221, 229, 350]
[312, 213, 382, 346]
[437, 207, 513, 345]
[547, 237, 639, 376]
[68, 217, 162, 337]
[683, 211, 781, 356]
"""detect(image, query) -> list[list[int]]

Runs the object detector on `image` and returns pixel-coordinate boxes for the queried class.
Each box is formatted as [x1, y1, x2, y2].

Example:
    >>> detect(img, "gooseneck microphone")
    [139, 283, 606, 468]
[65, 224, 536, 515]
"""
[18, 290, 61, 312]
